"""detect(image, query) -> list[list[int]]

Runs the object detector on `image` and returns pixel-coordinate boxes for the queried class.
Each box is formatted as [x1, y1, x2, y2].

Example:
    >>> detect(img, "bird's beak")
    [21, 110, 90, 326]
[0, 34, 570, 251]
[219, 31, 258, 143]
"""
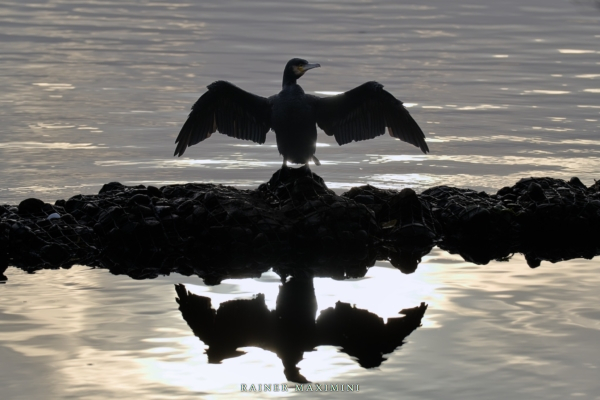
[304, 63, 321, 71]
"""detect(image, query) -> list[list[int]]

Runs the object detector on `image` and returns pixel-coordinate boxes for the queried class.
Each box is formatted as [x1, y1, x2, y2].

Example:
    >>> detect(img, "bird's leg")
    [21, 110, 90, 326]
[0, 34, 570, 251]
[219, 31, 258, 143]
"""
[277, 158, 287, 182]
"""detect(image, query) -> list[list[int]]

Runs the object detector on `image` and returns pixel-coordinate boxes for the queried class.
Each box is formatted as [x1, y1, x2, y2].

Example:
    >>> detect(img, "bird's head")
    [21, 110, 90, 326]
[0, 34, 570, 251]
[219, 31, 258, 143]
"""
[283, 58, 320, 86]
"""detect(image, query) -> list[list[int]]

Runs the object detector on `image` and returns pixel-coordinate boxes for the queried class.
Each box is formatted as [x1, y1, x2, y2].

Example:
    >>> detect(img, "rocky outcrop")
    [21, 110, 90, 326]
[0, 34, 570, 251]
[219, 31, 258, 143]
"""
[1, 168, 599, 282]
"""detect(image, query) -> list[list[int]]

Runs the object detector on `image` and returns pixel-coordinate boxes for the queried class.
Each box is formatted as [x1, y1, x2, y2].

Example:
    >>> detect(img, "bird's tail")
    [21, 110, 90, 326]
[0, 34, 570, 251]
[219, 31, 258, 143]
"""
[312, 155, 321, 166]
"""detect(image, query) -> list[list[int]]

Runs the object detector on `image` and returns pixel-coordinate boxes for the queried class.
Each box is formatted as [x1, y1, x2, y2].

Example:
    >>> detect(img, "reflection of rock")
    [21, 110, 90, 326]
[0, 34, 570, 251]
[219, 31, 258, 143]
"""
[175, 279, 427, 383]
[2, 171, 600, 280]
[0, 233, 7, 281]
[378, 245, 432, 274]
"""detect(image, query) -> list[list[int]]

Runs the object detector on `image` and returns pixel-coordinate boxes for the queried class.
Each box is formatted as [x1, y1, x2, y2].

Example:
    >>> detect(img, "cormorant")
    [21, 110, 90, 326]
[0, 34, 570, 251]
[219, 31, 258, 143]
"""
[174, 58, 429, 167]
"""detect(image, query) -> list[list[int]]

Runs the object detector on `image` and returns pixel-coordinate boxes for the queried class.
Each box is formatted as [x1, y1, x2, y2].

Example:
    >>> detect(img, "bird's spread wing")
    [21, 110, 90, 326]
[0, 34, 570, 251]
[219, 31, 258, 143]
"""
[174, 81, 272, 156]
[315, 81, 429, 153]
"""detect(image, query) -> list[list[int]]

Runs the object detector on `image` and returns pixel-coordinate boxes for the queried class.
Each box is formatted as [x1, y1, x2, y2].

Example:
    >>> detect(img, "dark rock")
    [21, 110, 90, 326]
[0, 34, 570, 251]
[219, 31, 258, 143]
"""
[41, 203, 57, 214]
[129, 194, 151, 206]
[527, 182, 546, 203]
[64, 196, 87, 213]
[589, 180, 600, 193]
[229, 227, 247, 240]
[353, 195, 376, 205]
[147, 186, 163, 198]
[18, 198, 45, 214]
[99, 182, 126, 194]
[61, 214, 77, 225]
[155, 206, 172, 216]
[144, 217, 161, 227]
[83, 203, 99, 215]
[569, 177, 587, 190]
[40, 244, 70, 265]
[176, 200, 194, 214]
[2, 171, 600, 281]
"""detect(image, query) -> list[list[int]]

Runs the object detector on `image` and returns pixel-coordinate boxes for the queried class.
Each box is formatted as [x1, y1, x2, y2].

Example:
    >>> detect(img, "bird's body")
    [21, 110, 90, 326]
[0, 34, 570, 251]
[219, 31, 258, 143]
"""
[270, 84, 319, 165]
[174, 58, 429, 167]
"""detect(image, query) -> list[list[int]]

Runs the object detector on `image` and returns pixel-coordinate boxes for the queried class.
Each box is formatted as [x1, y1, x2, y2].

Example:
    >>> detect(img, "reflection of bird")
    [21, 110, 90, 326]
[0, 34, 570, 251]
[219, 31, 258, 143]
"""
[174, 58, 429, 167]
[175, 281, 428, 383]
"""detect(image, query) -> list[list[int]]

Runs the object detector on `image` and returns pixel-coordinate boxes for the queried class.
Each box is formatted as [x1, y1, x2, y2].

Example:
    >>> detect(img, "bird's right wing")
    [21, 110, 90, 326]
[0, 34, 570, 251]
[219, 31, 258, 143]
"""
[174, 81, 272, 156]
[315, 81, 429, 153]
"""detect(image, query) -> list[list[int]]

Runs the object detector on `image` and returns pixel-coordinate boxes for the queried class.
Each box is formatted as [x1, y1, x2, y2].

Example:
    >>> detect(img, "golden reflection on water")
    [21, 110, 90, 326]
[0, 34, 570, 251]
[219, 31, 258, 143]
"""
[137, 344, 292, 398]
[558, 49, 597, 54]
[0, 261, 440, 398]
[134, 264, 442, 396]
[2, 248, 600, 398]
[95, 158, 271, 169]
[33, 83, 75, 91]
[523, 90, 571, 95]
[370, 153, 600, 174]
[363, 173, 438, 189]
[0, 142, 106, 150]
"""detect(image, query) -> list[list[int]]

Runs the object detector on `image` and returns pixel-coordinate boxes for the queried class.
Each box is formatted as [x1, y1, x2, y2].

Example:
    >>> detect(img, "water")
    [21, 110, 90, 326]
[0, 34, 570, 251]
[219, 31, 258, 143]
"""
[1, 0, 600, 398]
[2, 253, 600, 399]
[1, 0, 600, 201]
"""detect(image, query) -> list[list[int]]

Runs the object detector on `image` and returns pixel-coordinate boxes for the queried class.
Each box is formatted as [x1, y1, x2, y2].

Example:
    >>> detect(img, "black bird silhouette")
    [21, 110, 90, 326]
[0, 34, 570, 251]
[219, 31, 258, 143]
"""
[174, 58, 429, 167]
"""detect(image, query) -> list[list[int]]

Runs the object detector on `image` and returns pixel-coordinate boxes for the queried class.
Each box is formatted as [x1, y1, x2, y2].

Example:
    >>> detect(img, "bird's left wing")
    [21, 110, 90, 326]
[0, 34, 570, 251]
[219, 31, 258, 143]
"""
[315, 81, 429, 153]
[174, 81, 272, 156]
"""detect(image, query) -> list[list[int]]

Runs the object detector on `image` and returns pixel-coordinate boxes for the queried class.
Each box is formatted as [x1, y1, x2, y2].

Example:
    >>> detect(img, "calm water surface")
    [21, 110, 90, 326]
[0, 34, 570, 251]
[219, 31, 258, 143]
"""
[1, 0, 600, 398]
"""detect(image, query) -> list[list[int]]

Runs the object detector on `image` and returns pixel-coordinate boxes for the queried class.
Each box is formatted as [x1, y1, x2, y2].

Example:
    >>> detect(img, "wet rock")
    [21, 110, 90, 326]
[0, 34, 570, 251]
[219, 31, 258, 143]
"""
[147, 185, 163, 198]
[83, 203, 99, 215]
[18, 198, 45, 214]
[2, 171, 600, 280]
[176, 200, 194, 214]
[527, 182, 546, 202]
[99, 181, 127, 194]
[569, 177, 587, 190]
[589, 179, 600, 193]
[40, 243, 70, 265]
[129, 194, 151, 206]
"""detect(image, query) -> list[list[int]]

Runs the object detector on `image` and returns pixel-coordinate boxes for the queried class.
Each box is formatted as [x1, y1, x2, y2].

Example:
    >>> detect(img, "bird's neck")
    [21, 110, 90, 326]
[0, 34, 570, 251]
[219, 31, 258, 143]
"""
[280, 83, 305, 96]
[282, 70, 300, 87]
[282, 78, 298, 88]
